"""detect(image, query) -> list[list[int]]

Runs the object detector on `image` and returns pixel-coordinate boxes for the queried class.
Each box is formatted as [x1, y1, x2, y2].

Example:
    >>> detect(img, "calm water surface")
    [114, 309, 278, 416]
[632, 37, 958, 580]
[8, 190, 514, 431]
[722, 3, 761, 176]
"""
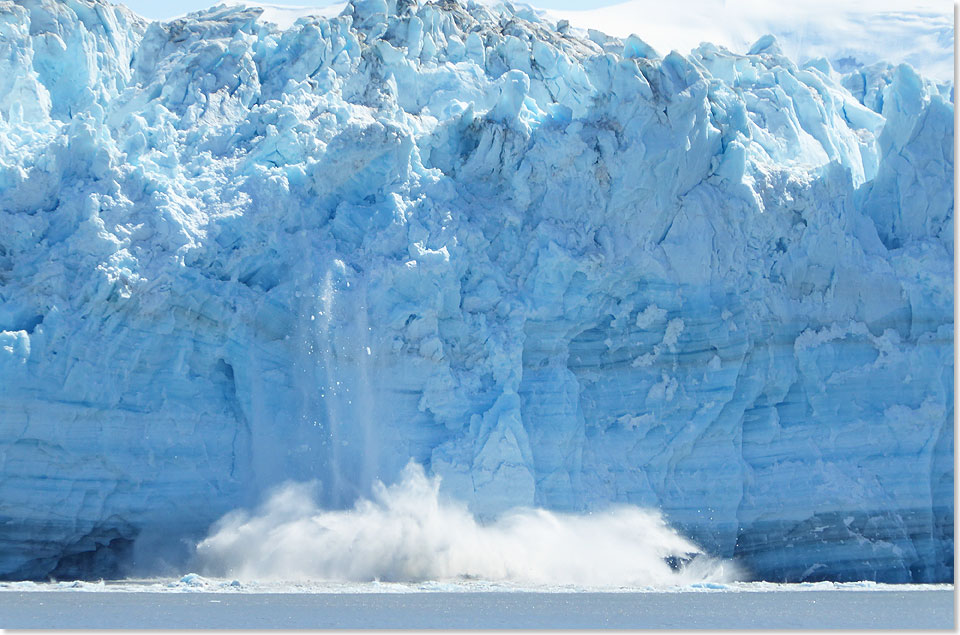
[0, 590, 954, 629]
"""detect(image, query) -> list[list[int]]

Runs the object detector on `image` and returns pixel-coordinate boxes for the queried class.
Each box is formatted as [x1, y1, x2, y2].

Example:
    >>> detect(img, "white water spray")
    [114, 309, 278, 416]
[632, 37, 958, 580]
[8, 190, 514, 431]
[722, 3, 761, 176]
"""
[196, 462, 736, 587]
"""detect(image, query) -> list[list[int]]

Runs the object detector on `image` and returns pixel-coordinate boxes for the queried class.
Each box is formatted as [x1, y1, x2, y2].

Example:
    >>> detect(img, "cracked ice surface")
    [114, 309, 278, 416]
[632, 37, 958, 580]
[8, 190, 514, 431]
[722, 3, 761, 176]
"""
[0, 0, 952, 582]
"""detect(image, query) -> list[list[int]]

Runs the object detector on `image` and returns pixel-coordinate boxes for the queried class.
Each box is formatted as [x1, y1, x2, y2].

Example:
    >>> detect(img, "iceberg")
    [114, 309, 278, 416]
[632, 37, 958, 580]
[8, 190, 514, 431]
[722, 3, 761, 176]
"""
[0, 0, 952, 583]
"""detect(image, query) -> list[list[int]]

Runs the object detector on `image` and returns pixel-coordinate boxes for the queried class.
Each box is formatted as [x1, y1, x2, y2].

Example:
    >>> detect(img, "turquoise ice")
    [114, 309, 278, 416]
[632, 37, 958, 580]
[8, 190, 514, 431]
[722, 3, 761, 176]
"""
[0, 0, 952, 582]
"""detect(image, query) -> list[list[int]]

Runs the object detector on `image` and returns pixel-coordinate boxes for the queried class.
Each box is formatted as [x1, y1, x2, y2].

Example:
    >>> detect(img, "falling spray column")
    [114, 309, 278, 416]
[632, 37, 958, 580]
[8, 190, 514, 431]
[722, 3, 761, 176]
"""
[317, 267, 344, 505]
[311, 261, 383, 507]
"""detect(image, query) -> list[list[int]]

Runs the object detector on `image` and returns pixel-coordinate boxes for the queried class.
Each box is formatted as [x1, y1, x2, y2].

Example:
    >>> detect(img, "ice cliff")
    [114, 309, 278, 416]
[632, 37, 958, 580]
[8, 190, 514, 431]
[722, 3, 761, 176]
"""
[0, 0, 953, 582]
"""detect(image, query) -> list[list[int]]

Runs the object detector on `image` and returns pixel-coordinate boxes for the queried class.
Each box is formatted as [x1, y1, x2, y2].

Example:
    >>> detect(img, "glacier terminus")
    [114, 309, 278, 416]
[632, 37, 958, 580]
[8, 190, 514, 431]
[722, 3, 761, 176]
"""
[0, 0, 953, 584]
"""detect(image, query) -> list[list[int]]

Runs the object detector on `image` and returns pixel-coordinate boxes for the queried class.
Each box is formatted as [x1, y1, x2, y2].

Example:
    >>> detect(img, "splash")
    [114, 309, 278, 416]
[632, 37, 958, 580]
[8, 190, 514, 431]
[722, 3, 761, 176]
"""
[195, 462, 736, 587]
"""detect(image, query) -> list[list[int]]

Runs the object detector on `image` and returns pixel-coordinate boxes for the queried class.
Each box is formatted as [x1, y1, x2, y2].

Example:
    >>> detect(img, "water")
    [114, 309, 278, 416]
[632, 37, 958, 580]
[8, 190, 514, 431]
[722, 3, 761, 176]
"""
[0, 588, 952, 628]
[193, 462, 732, 585]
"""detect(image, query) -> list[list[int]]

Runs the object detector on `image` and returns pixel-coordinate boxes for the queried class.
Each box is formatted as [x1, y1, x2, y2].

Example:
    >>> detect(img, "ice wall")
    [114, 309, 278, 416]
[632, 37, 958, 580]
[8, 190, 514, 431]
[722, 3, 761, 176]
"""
[0, 0, 953, 582]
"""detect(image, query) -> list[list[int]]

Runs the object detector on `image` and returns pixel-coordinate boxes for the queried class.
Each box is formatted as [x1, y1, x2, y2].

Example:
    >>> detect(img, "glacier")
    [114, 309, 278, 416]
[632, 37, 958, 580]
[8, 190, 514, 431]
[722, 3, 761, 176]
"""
[0, 0, 953, 583]
[549, 0, 955, 84]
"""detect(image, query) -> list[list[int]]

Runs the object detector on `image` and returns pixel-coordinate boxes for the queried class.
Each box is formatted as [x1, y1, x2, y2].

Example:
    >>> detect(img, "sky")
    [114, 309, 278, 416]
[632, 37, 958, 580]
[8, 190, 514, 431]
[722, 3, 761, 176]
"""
[118, 0, 625, 21]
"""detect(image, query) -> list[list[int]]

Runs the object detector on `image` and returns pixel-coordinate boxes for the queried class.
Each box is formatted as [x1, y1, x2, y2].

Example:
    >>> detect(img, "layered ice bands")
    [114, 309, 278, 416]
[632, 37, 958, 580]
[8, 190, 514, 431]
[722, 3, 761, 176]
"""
[0, 0, 953, 582]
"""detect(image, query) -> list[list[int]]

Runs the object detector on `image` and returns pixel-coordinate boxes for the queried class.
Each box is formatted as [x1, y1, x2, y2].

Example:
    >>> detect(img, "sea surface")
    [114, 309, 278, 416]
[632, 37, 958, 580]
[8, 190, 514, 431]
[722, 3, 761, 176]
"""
[0, 580, 953, 628]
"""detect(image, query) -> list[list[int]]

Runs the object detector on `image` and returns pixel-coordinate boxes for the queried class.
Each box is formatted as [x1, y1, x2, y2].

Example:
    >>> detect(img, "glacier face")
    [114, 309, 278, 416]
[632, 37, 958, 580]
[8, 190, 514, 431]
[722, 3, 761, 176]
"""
[0, 0, 953, 582]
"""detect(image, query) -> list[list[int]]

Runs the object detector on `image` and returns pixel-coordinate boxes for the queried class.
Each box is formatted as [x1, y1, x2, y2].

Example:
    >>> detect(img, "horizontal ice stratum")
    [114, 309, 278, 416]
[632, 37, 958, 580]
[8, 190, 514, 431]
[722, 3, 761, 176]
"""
[0, 0, 953, 583]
